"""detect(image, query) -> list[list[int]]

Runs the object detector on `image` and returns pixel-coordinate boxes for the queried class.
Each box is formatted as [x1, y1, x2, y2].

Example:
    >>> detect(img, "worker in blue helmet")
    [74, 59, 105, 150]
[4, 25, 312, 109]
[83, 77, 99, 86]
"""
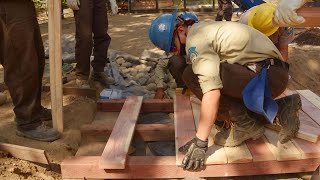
[149, 11, 301, 171]
[151, 11, 199, 99]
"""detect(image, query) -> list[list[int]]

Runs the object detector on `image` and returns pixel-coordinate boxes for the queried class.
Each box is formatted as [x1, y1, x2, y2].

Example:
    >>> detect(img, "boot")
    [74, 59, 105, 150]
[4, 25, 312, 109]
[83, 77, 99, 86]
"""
[16, 123, 60, 142]
[275, 94, 301, 144]
[214, 102, 265, 147]
[90, 72, 115, 86]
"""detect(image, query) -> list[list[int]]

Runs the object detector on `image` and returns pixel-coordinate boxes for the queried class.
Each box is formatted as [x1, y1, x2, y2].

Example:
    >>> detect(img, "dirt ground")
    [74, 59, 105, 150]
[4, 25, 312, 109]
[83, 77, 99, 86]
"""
[0, 9, 320, 180]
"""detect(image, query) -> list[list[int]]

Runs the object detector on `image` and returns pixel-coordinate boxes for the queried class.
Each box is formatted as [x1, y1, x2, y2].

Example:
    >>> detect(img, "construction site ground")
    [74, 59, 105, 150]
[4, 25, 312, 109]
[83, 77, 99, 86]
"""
[0, 9, 320, 180]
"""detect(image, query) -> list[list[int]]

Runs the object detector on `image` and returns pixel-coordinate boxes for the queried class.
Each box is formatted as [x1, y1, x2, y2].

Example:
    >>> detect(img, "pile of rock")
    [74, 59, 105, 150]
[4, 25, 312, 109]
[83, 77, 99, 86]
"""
[44, 34, 177, 99]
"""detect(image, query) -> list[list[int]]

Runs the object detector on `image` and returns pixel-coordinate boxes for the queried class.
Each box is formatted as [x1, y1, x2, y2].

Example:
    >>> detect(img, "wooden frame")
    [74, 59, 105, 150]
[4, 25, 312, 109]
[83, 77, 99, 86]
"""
[62, 89, 320, 179]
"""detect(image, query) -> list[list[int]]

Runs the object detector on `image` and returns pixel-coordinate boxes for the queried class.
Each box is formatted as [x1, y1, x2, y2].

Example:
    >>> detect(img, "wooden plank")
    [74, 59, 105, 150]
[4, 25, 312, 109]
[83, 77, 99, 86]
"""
[61, 156, 320, 179]
[299, 95, 320, 126]
[76, 142, 106, 156]
[97, 99, 173, 113]
[43, 85, 96, 99]
[298, 111, 320, 142]
[264, 129, 301, 161]
[48, 0, 63, 132]
[246, 136, 276, 162]
[0, 143, 49, 165]
[81, 123, 175, 142]
[292, 138, 320, 159]
[297, 90, 320, 110]
[174, 92, 196, 166]
[224, 144, 252, 164]
[99, 96, 143, 169]
[292, 7, 320, 27]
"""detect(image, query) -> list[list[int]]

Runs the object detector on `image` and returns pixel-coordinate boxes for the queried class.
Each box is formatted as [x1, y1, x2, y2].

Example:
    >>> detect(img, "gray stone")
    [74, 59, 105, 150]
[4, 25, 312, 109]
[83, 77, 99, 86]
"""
[122, 62, 132, 68]
[116, 57, 126, 65]
[138, 77, 148, 86]
[147, 75, 156, 84]
[146, 83, 157, 91]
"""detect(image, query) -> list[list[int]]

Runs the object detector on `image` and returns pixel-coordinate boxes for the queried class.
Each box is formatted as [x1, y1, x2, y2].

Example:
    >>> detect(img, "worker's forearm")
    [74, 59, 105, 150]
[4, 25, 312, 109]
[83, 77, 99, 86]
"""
[196, 89, 220, 141]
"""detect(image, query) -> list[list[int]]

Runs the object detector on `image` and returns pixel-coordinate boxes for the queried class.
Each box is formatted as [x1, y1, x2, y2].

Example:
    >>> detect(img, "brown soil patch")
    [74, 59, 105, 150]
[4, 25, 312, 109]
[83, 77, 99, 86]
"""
[294, 28, 320, 46]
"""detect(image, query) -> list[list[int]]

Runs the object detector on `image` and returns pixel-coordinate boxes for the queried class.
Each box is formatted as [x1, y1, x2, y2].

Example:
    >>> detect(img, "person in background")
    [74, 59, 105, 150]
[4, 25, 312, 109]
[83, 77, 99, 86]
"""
[239, 3, 294, 60]
[215, 0, 233, 21]
[0, 1, 60, 141]
[66, 0, 118, 88]
[153, 11, 199, 99]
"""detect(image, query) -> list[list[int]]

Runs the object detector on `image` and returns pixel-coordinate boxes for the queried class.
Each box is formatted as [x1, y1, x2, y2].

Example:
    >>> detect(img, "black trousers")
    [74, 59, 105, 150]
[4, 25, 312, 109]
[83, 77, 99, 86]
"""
[73, 0, 112, 80]
[0, 1, 44, 131]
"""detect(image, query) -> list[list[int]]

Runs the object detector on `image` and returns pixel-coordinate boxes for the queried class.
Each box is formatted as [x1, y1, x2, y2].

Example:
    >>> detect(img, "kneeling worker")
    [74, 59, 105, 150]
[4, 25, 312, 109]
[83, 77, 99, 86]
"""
[149, 11, 301, 171]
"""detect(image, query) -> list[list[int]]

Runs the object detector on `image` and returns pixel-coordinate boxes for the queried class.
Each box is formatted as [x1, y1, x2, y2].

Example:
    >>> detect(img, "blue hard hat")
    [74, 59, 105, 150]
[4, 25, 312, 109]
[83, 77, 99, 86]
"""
[149, 10, 178, 55]
[177, 11, 199, 24]
[242, 68, 278, 123]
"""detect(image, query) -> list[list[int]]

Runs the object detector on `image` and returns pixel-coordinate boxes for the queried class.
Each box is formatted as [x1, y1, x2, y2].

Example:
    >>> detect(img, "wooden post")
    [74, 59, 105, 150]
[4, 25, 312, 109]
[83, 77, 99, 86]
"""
[48, 0, 63, 132]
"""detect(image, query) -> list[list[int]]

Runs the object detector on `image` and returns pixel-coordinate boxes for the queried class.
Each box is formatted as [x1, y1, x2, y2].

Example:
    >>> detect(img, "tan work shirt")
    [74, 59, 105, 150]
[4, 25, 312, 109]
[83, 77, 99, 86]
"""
[186, 21, 283, 94]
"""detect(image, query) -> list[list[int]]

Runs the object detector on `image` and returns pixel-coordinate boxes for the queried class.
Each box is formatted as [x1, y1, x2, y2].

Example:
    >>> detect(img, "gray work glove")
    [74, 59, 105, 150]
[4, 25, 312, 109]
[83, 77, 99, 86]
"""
[67, 0, 80, 10]
[179, 136, 208, 171]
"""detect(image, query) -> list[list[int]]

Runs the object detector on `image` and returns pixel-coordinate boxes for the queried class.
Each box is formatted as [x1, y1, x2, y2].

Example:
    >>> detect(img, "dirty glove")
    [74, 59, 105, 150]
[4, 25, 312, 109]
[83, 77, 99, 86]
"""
[67, 0, 80, 10]
[179, 136, 208, 171]
[274, 0, 307, 26]
[154, 88, 165, 99]
[109, 0, 119, 15]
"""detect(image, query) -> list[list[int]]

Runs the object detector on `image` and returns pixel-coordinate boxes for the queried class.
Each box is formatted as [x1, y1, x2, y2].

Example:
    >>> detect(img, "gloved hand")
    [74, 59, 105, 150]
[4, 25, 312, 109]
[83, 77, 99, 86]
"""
[154, 88, 165, 99]
[274, 0, 307, 26]
[179, 136, 208, 171]
[109, 0, 119, 15]
[67, 0, 80, 11]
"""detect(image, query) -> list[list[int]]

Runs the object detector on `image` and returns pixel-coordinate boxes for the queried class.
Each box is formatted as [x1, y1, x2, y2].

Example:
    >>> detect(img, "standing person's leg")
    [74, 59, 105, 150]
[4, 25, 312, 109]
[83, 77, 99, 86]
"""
[215, 0, 224, 21]
[74, 0, 94, 82]
[223, 0, 233, 21]
[31, 3, 51, 120]
[90, 0, 114, 86]
[1, 1, 59, 141]
[168, 55, 188, 88]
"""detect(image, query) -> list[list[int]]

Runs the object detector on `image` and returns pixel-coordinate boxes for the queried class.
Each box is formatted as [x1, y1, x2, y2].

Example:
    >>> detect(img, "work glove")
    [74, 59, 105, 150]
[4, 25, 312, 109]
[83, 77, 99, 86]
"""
[274, 0, 307, 26]
[154, 88, 165, 99]
[179, 136, 208, 171]
[66, 0, 80, 11]
[109, 0, 119, 15]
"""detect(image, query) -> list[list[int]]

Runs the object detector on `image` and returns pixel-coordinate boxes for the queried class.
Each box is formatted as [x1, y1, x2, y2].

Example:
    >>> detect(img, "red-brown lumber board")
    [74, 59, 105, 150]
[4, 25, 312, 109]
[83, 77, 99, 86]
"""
[42, 85, 96, 98]
[245, 137, 276, 162]
[0, 143, 49, 165]
[293, 7, 320, 27]
[61, 156, 320, 179]
[99, 96, 143, 169]
[80, 123, 175, 142]
[293, 138, 320, 159]
[97, 99, 173, 112]
[174, 92, 196, 166]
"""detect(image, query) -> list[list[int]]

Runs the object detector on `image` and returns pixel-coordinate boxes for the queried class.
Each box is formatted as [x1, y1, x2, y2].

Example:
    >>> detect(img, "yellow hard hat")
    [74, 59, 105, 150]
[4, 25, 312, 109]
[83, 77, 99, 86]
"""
[248, 3, 279, 37]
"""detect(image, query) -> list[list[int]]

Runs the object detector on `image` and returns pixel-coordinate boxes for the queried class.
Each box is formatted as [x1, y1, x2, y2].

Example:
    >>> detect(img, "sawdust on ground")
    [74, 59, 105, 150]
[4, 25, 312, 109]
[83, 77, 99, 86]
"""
[0, 9, 319, 179]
